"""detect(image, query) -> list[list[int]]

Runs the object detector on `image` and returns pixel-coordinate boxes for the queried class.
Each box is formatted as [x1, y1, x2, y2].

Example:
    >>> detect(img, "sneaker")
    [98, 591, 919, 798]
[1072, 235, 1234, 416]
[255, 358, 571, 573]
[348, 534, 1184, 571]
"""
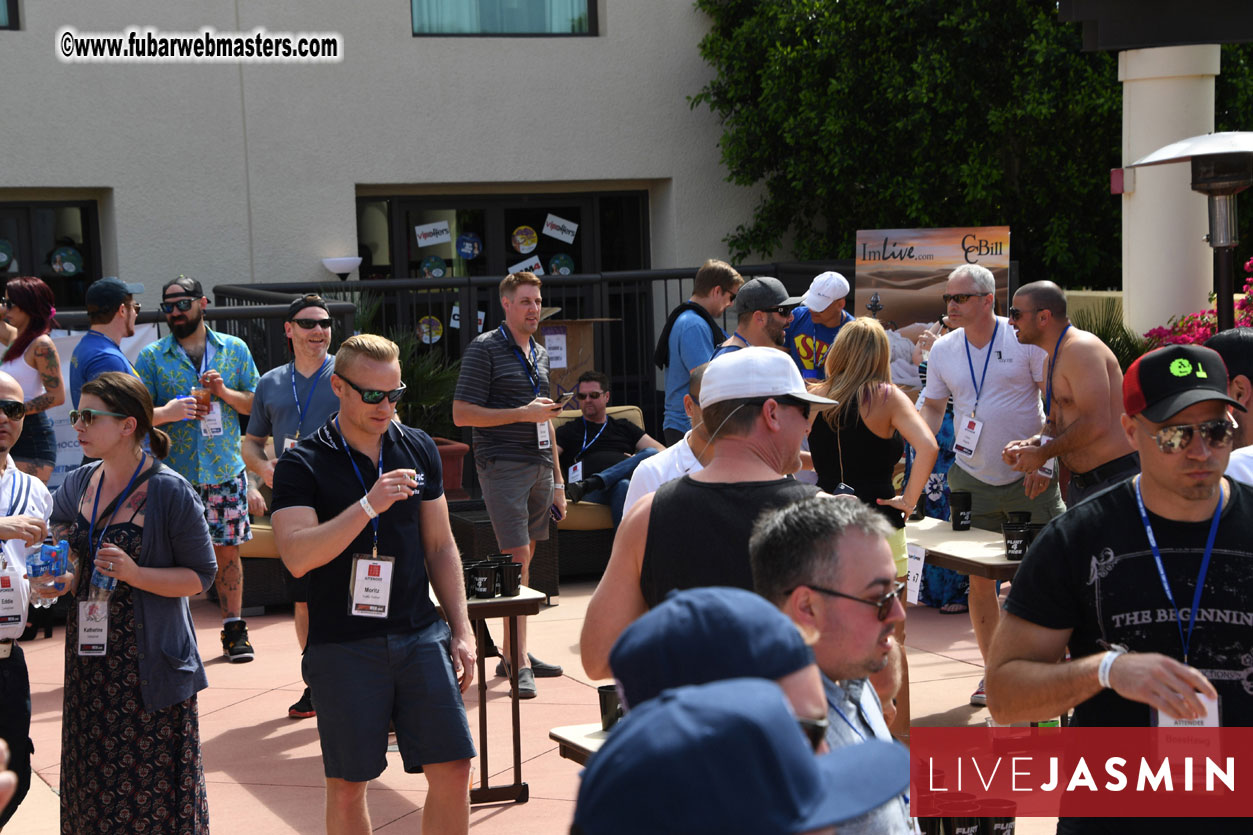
[515, 666, 537, 699]
[288, 687, 315, 719]
[221, 620, 255, 663]
[527, 653, 563, 677]
[970, 678, 987, 707]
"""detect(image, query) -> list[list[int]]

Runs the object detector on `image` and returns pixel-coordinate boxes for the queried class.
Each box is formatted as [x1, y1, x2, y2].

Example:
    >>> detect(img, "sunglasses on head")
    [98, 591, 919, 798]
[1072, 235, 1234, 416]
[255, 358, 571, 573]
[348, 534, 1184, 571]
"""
[1008, 307, 1044, 321]
[760, 306, 795, 316]
[159, 298, 197, 314]
[794, 580, 906, 621]
[942, 292, 990, 305]
[69, 408, 127, 426]
[337, 374, 407, 405]
[796, 715, 830, 753]
[291, 318, 333, 330]
[576, 391, 605, 400]
[0, 400, 24, 420]
[1137, 415, 1238, 454]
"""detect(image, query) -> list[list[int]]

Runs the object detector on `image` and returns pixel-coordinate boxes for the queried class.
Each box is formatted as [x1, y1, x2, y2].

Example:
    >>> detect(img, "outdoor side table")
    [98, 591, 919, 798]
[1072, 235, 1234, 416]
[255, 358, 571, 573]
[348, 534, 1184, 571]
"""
[549, 722, 607, 766]
[907, 516, 1021, 582]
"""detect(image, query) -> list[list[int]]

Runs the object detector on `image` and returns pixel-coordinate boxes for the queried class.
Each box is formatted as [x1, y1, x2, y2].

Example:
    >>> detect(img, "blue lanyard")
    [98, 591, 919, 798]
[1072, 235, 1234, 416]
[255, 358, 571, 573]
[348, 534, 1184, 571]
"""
[290, 357, 331, 440]
[5, 470, 30, 518]
[498, 325, 541, 397]
[829, 700, 866, 742]
[336, 416, 383, 557]
[963, 319, 999, 418]
[87, 457, 147, 557]
[1043, 324, 1071, 419]
[577, 418, 608, 460]
[732, 331, 750, 346]
[1134, 476, 1224, 665]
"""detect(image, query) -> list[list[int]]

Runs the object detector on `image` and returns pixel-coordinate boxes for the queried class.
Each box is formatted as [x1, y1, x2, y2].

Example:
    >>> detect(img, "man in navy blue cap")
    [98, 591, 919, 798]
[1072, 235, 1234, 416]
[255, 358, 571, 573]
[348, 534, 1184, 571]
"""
[573, 678, 909, 835]
[609, 587, 827, 730]
[70, 277, 149, 408]
[989, 344, 1252, 834]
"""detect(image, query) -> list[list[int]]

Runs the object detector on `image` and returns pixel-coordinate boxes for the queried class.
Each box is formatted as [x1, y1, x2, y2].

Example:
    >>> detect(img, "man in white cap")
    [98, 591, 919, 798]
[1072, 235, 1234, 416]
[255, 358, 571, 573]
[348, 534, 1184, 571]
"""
[580, 347, 835, 678]
[785, 271, 854, 380]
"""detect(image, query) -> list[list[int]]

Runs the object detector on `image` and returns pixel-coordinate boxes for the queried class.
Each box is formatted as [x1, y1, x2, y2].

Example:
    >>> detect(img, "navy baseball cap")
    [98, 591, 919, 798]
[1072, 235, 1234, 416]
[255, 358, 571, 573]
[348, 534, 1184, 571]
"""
[85, 276, 143, 311]
[1124, 344, 1245, 422]
[609, 587, 815, 710]
[573, 678, 910, 834]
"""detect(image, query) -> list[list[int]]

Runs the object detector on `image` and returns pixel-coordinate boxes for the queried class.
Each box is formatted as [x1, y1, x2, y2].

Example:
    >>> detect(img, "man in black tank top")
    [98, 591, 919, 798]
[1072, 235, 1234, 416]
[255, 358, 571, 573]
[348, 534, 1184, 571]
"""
[580, 347, 836, 679]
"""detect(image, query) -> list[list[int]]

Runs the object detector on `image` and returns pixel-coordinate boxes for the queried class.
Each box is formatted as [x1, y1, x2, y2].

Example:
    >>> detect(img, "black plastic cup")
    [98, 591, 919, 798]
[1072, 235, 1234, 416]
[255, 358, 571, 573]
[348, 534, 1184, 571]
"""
[1023, 522, 1045, 549]
[916, 817, 944, 835]
[489, 556, 512, 596]
[1003, 524, 1029, 561]
[472, 562, 498, 599]
[950, 491, 973, 531]
[499, 561, 522, 596]
[981, 798, 1017, 833]
[462, 565, 476, 600]
[598, 684, 623, 731]
[940, 800, 982, 835]
[1006, 511, 1032, 525]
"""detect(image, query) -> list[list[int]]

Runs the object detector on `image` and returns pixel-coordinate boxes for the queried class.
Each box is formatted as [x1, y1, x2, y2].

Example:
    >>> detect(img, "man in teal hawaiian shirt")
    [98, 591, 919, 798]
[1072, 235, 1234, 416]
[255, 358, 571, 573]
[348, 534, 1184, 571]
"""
[136, 275, 261, 662]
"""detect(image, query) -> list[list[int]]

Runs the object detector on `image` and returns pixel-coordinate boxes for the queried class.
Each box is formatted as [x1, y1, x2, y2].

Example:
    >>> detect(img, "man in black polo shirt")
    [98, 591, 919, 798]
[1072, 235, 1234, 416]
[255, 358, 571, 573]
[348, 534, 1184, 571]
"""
[453, 271, 565, 698]
[270, 334, 475, 835]
[557, 370, 664, 526]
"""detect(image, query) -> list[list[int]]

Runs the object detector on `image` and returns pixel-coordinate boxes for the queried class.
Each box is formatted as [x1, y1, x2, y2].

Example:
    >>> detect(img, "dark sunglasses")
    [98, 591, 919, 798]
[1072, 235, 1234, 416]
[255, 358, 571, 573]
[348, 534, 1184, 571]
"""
[1008, 307, 1044, 321]
[1137, 416, 1238, 454]
[797, 716, 830, 752]
[291, 318, 333, 330]
[159, 298, 197, 314]
[0, 400, 24, 420]
[794, 580, 906, 621]
[758, 395, 812, 420]
[576, 391, 605, 400]
[69, 408, 127, 426]
[942, 292, 990, 305]
[337, 374, 407, 405]
[130, 301, 142, 312]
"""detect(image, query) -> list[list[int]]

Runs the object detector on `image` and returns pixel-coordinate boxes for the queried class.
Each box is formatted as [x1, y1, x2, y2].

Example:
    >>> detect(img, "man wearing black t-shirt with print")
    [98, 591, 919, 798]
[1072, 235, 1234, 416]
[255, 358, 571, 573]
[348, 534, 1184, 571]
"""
[557, 370, 664, 526]
[987, 344, 1251, 835]
[270, 334, 475, 835]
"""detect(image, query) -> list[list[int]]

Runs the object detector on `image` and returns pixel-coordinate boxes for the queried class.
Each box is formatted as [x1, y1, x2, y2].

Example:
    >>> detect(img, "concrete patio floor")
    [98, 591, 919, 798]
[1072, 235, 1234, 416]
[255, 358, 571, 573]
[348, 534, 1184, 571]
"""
[10, 580, 1055, 833]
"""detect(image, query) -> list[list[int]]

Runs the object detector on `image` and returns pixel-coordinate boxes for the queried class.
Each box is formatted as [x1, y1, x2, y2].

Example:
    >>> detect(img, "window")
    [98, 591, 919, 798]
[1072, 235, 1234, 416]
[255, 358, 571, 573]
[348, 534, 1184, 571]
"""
[0, 201, 103, 308]
[412, 0, 596, 36]
[0, 0, 18, 30]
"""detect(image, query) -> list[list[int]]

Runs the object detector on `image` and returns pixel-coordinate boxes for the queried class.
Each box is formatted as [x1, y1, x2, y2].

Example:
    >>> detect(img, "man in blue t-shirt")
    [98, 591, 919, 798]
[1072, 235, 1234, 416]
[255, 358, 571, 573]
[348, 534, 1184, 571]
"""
[69, 276, 144, 408]
[785, 271, 855, 380]
[655, 259, 742, 445]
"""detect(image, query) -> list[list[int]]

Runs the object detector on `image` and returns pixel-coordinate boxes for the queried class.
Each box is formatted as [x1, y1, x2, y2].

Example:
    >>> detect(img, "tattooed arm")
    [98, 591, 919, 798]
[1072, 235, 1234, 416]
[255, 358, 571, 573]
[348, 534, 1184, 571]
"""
[24, 336, 65, 414]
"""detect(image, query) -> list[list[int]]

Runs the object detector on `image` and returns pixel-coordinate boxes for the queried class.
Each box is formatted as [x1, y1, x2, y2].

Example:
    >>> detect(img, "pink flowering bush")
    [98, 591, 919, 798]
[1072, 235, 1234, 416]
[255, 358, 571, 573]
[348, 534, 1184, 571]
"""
[1143, 258, 1253, 346]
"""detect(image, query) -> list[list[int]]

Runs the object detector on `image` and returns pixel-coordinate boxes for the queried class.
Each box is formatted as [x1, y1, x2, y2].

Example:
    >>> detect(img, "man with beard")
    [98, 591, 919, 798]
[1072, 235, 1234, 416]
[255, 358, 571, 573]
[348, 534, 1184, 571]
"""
[1002, 280, 1137, 506]
[712, 277, 802, 357]
[137, 275, 260, 662]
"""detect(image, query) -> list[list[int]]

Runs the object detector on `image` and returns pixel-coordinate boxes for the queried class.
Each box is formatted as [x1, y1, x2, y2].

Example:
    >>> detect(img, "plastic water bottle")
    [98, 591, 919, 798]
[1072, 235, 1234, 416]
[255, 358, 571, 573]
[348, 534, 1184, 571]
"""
[88, 563, 116, 603]
[51, 539, 69, 593]
[26, 548, 49, 609]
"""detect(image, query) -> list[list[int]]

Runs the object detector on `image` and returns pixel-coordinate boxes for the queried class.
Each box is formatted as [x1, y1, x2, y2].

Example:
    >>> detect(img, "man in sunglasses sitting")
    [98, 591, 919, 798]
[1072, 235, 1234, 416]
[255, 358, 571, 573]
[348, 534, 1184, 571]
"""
[242, 294, 338, 717]
[555, 370, 663, 526]
[136, 275, 260, 662]
[750, 496, 913, 835]
[988, 346, 1252, 799]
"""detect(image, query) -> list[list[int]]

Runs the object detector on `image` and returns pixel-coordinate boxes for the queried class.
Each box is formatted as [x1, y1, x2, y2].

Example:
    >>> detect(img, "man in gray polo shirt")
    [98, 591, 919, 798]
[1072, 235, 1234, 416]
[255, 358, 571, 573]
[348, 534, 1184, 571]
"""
[453, 271, 565, 698]
[243, 294, 338, 719]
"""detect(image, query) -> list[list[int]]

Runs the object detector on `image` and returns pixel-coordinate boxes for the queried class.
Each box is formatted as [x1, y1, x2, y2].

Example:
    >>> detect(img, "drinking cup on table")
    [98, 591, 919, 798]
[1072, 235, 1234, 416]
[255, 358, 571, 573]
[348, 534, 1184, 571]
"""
[1006, 511, 1032, 525]
[598, 684, 623, 731]
[1002, 524, 1029, 561]
[949, 491, 973, 531]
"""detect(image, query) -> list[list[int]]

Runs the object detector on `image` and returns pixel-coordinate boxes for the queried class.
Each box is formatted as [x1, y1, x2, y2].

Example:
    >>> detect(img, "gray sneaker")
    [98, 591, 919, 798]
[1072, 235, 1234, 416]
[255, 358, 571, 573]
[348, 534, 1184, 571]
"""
[515, 666, 537, 699]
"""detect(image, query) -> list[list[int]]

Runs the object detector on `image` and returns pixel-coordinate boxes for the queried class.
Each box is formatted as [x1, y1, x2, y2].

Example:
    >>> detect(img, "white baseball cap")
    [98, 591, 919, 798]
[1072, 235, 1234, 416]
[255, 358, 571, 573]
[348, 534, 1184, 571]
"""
[700, 347, 838, 409]
[803, 271, 850, 313]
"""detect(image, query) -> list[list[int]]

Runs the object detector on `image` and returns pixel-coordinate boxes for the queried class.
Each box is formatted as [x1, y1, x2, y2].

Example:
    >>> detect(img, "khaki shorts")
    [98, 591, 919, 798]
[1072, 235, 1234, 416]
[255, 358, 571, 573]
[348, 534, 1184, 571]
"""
[947, 465, 1065, 534]
[476, 458, 553, 551]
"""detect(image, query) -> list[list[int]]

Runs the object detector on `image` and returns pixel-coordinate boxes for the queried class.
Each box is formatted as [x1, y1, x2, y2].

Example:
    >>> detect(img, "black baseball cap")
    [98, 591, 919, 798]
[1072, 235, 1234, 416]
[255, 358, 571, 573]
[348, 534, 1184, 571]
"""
[162, 275, 204, 298]
[730, 277, 803, 316]
[1123, 344, 1245, 422]
[287, 294, 329, 320]
[85, 276, 144, 311]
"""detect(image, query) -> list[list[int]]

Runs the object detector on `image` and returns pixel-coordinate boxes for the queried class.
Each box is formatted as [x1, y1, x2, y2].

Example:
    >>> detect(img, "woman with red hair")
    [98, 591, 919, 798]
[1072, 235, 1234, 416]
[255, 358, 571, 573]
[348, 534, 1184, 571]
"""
[0, 276, 65, 482]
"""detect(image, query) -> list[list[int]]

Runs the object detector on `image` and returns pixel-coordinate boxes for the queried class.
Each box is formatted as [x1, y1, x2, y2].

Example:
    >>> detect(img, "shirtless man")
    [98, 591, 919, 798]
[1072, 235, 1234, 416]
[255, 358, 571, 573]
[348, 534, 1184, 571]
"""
[1002, 281, 1138, 505]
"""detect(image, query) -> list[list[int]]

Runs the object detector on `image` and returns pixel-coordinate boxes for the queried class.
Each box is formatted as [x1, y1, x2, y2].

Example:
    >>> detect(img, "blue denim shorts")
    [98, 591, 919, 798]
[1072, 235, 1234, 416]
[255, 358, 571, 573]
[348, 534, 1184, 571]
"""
[302, 619, 476, 781]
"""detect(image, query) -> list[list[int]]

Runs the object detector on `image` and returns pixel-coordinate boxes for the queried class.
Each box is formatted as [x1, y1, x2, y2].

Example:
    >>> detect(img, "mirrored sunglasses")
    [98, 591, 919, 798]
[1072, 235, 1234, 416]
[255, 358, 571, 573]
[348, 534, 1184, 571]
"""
[159, 298, 196, 314]
[1141, 416, 1237, 454]
[338, 375, 407, 405]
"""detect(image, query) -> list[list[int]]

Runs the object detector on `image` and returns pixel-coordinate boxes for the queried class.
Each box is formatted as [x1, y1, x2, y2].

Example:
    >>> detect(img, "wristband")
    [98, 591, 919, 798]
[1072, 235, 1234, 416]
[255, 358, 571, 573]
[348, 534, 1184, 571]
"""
[358, 495, 378, 520]
[1097, 648, 1125, 689]
[553, 484, 565, 490]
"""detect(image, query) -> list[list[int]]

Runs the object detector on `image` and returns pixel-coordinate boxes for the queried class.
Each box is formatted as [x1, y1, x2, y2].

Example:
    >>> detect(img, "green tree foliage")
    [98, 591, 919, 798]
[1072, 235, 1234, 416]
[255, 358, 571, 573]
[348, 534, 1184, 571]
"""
[692, 1, 1253, 289]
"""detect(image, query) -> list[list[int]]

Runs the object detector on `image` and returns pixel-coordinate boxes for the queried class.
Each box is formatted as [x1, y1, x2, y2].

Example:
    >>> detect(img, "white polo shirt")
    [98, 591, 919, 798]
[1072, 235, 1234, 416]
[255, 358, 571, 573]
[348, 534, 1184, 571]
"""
[0, 457, 54, 641]
[921, 316, 1047, 486]
[622, 432, 705, 515]
[1227, 445, 1253, 486]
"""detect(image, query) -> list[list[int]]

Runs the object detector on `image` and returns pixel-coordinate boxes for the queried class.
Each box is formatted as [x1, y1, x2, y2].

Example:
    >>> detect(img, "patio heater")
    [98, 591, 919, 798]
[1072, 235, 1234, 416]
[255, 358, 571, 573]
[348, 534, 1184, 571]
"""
[321, 256, 362, 281]
[1129, 132, 1253, 333]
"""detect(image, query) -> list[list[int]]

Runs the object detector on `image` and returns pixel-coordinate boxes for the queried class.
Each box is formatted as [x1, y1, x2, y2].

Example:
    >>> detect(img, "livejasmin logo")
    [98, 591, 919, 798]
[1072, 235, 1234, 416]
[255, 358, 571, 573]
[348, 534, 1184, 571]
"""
[926, 754, 1234, 794]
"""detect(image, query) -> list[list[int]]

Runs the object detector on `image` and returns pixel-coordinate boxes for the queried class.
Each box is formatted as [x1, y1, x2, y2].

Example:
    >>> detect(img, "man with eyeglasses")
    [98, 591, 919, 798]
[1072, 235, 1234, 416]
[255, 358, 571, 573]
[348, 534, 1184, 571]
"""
[988, 346, 1252, 827]
[580, 347, 831, 679]
[242, 294, 338, 717]
[712, 276, 802, 357]
[750, 496, 913, 835]
[136, 275, 260, 662]
[1001, 280, 1137, 506]
[555, 370, 663, 526]
[918, 263, 1065, 707]
[270, 334, 475, 835]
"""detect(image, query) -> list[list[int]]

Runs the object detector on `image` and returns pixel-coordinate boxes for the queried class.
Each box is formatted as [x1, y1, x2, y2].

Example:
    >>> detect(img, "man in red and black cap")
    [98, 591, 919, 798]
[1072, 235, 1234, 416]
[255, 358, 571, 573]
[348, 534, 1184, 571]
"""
[987, 344, 1252, 832]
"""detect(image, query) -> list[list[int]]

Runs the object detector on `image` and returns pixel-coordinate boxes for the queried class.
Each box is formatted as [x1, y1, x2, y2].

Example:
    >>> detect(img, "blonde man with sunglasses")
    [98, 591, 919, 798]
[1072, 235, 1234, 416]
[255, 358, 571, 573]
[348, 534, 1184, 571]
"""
[988, 345, 1250, 834]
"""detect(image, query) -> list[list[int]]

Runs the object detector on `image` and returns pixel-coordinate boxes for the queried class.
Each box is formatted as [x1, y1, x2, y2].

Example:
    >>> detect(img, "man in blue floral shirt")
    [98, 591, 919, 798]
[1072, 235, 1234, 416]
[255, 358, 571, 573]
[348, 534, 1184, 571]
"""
[136, 275, 261, 661]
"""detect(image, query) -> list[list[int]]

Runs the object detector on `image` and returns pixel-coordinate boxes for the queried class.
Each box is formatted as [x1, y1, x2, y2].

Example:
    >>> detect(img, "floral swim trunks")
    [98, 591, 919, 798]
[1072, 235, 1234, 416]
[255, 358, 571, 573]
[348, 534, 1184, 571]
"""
[196, 470, 253, 546]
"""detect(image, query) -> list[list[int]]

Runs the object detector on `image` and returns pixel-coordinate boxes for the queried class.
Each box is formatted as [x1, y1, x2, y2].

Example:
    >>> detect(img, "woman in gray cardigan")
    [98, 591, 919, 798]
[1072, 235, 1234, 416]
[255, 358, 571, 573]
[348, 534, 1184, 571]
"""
[40, 372, 216, 834]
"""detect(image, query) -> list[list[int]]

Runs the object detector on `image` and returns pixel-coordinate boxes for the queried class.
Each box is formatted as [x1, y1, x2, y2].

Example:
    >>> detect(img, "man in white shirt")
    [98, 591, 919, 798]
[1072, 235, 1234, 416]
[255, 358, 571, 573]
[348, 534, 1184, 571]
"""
[918, 264, 1064, 707]
[0, 370, 54, 830]
[623, 364, 713, 513]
